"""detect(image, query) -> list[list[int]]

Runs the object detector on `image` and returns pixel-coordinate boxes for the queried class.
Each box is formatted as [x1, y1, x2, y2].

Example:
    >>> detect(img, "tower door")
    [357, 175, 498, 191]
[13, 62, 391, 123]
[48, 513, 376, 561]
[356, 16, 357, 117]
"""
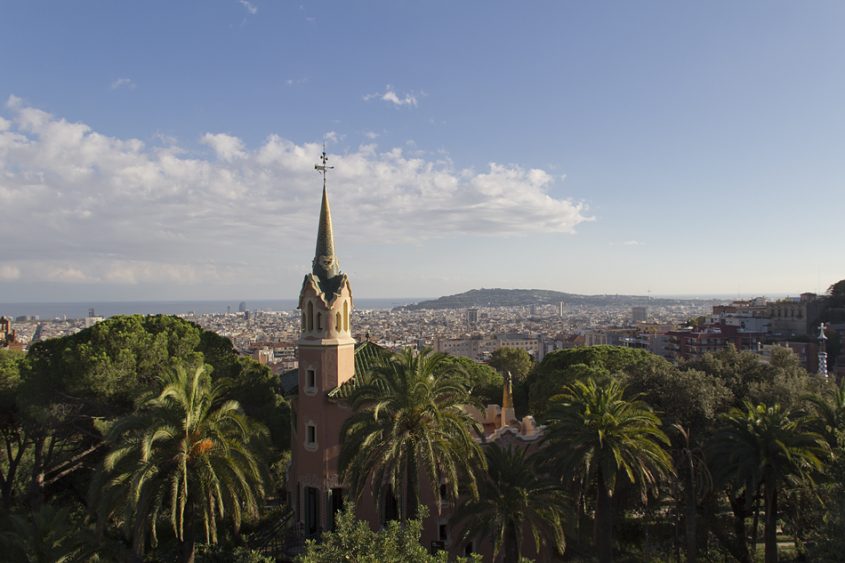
[304, 487, 320, 536]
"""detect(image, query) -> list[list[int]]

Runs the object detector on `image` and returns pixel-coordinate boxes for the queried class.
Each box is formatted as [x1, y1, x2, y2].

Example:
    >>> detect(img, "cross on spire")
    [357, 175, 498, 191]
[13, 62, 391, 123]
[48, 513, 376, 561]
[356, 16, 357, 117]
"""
[314, 143, 334, 190]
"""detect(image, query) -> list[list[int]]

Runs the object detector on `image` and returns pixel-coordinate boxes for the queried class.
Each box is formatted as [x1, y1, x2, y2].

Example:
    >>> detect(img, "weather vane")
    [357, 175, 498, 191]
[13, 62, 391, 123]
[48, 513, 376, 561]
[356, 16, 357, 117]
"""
[314, 143, 334, 190]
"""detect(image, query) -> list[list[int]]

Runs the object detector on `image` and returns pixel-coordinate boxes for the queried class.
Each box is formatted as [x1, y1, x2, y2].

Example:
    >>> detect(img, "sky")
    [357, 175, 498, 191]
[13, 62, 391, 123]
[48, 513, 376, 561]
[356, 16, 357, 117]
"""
[1, 1, 844, 302]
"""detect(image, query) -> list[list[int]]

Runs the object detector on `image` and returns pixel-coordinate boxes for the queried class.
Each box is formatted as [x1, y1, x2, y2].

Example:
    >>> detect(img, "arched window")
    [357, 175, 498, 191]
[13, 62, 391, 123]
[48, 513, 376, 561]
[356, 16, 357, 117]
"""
[336, 312, 341, 332]
[343, 300, 349, 332]
[307, 301, 314, 332]
[301, 311, 306, 330]
[317, 312, 322, 331]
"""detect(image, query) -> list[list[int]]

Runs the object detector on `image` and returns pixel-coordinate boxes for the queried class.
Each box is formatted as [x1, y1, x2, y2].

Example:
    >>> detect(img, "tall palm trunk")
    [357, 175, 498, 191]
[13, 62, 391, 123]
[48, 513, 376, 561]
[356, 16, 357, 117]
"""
[727, 493, 751, 563]
[405, 445, 419, 521]
[764, 479, 778, 563]
[682, 452, 698, 563]
[503, 521, 520, 563]
[130, 515, 146, 563]
[28, 434, 46, 509]
[595, 470, 613, 563]
[181, 502, 196, 563]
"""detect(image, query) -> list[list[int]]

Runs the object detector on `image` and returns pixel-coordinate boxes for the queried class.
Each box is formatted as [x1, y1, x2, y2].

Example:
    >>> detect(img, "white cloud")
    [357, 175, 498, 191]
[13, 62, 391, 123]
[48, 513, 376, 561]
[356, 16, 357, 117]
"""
[110, 78, 136, 90]
[47, 266, 89, 283]
[622, 240, 643, 246]
[238, 0, 257, 15]
[285, 77, 309, 87]
[363, 130, 379, 140]
[0, 264, 20, 280]
[364, 85, 419, 107]
[0, 98, 591, 286]
[201, 132, 246, 161]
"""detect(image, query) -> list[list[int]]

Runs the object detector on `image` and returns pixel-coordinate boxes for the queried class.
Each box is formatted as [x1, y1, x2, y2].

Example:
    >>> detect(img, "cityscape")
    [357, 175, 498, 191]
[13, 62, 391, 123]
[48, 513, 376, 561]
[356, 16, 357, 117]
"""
[3, 289, 840, 379]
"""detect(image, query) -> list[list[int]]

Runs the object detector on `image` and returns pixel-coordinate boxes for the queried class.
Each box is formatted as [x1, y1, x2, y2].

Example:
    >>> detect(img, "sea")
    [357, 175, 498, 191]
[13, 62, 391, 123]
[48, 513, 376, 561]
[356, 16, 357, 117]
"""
[0, 298, 426, 320]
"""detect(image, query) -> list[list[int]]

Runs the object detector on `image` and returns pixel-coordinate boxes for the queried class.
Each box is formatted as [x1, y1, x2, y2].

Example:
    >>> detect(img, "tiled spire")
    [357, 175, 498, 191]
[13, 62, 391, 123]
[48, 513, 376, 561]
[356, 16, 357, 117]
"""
[312, 185, 340, 280]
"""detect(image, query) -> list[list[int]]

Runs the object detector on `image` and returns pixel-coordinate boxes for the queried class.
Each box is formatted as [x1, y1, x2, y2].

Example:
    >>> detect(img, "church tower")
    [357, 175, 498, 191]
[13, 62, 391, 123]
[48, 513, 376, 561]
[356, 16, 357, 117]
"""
[289, 149, 355, 535]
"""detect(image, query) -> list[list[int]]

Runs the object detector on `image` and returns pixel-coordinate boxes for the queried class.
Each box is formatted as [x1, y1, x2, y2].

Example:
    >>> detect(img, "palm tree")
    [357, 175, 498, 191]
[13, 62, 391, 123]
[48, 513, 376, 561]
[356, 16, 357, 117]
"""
[806, 378, 845, 448]
[339, 348, 485, 521]
[0, 505, 90, 563]
[543, 377, 673, 563]
[90, 365, 269, 563]
[708, 402, 826, 563]
[451, 443, 568, 562]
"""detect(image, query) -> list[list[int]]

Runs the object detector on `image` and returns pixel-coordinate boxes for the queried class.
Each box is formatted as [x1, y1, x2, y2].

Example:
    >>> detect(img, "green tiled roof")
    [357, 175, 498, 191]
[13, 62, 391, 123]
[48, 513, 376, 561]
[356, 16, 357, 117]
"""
[328, 340, 391, 400]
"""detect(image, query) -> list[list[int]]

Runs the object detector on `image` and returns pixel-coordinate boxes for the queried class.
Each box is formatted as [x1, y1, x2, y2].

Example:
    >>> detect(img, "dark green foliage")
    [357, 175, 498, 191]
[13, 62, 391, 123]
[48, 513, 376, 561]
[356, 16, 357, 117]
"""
[544, 377, 673, 563]
[623, 366, 731, 436]
[297, 506, 481, 563]
[89, 365, 270, 563]
[0, 349, 26, 507]
[488, 347, 533, 383]
[828, 279, 845, 298]
[682, 344, 773, 407]
[339, 348, 485, 521]
[545, 378, 674, 498]
[451, 444, 567, 561]
[0, 504, 92, 563]
[707, 402, 827, 563]
[0, 315, 286, 563]
[527, 346, 668, 420]
[198, 544, 274, 562]
[221, 357, 290, 454]
[443, 355, 503, 406]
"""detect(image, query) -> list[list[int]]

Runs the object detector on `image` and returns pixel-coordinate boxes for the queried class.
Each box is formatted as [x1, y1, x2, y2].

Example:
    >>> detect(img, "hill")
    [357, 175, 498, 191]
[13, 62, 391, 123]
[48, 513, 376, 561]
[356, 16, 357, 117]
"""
[396, 288, 707, 310]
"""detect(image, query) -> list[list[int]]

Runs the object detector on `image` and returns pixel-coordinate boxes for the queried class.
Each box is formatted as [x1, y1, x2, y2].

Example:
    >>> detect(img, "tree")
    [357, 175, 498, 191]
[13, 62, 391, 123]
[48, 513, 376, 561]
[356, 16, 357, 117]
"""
[297, 506, 480, 563]
[339, 348, 485, 521]
[444, 355, 503, 407]
[707, 402, 826, 563]
[0, 504, 90, 563]
[90, 365, 270, 563]
[451, 443, 568, 561]
[544, 377, 673, 563]
[488, 347, 532, 383]
[623, 367, 731, 563]
[0, 348, 27, 507]
[527, 346, 670, 420]
[806, 377, 845, 449]
[13, 315, 283, 509]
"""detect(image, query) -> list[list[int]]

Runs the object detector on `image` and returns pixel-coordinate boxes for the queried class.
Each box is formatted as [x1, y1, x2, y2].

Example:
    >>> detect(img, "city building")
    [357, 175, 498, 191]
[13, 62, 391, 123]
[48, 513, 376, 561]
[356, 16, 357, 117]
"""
[631, 306, 647, 324]
[0, 316, 24, 352]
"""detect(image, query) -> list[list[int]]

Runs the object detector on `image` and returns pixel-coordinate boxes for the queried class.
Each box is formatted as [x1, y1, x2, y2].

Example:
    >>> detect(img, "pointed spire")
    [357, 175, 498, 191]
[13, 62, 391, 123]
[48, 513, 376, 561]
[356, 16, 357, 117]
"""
[313, 185, 340, 280]
[312, 146, 340, 281]
[501, 371, 513, 417]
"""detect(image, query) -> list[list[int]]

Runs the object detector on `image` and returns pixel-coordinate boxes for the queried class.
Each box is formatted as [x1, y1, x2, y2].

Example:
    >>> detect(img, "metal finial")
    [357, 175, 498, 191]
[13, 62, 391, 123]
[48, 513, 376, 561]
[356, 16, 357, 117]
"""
[314, 143, 334, 190]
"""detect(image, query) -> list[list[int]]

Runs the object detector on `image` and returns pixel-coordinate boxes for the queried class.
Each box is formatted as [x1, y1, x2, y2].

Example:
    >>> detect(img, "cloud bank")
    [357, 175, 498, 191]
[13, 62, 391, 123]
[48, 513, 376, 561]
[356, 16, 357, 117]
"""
[0, 97, 590, 287]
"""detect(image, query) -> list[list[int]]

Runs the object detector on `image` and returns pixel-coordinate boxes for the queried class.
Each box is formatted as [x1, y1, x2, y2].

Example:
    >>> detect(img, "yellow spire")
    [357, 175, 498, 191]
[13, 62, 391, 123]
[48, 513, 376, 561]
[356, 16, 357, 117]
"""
[502, 370, 513, 412]
[312, 147, 340, 281]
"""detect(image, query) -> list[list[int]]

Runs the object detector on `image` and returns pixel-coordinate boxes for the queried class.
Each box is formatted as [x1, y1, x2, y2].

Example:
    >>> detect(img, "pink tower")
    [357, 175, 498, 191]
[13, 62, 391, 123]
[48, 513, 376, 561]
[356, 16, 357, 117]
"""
[288, 149, 355, 535]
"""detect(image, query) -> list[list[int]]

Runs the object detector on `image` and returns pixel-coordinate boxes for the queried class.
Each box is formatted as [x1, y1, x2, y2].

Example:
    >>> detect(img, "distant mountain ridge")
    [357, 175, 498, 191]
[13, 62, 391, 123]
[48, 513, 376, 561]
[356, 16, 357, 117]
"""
[396, 288, 711, 311]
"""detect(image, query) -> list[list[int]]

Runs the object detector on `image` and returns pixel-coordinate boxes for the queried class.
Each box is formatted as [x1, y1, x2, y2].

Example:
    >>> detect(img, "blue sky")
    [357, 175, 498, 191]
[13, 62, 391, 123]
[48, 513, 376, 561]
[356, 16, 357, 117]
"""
[1, 1, 843, 301]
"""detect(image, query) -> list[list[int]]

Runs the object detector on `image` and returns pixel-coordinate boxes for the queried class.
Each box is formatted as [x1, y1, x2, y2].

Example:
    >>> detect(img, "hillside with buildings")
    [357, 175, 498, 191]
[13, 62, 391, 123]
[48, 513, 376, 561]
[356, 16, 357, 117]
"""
[398, 287, 709, 310]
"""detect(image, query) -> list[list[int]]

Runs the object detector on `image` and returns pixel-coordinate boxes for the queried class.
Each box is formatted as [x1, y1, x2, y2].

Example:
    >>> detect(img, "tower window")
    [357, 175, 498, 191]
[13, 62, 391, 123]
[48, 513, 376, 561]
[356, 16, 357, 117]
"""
[343, 300, 349, 332]
[307, 301, 314, 332]
[336, 312, 341, 332]
[317, 312, 322, 330]
[306, 368, 317, 392]
[305, 423, 317, 449]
